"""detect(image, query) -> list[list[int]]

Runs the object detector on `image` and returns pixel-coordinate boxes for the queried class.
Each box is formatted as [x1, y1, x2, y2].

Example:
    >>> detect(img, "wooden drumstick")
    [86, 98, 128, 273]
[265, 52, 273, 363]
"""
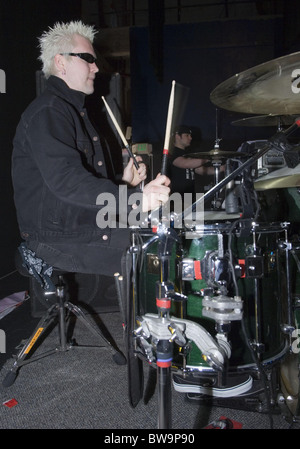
[102, 96, 139, 169]
[161, 80, 176, 176]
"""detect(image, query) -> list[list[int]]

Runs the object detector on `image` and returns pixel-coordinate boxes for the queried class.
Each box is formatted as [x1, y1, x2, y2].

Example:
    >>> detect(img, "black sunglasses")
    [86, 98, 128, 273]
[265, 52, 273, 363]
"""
[60, 53, 97, 64]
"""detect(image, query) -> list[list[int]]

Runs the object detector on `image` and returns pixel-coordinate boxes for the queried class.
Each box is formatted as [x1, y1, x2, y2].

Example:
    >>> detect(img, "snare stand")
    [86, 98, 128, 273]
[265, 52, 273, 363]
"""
[130, 224, 185, 429]
[154, 226, 179, 429]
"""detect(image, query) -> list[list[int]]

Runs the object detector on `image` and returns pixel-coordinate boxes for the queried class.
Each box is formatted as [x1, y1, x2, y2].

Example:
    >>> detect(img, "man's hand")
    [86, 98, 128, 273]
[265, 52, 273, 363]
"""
[122, 156, 147, 186]
[142, 173, 171, 212]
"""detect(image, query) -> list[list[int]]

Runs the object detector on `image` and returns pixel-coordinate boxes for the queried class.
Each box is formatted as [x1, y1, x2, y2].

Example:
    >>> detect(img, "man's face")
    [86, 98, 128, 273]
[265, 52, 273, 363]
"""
[62, 35, 99, 95]
[176, 132, 192, 149]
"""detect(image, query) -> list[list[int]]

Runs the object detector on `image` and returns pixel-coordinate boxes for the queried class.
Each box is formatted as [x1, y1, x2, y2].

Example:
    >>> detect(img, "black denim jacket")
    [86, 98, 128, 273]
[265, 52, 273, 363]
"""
[12, 76, 137, 246]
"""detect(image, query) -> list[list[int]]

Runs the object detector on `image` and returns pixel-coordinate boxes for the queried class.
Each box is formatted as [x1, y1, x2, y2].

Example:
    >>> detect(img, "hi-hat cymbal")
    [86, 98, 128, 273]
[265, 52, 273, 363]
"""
[184, 150, 247, 159]
[254, 164, 300, 190]
[210, 51, 300, 115]
[232, 114, 296, 127]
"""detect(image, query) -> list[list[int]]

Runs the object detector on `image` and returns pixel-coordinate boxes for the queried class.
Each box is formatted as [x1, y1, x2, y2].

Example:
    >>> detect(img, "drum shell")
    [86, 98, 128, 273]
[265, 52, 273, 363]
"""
[135, 221, 288, 371]
[135, 230, 181, 317]
[184, 224, 285, 368]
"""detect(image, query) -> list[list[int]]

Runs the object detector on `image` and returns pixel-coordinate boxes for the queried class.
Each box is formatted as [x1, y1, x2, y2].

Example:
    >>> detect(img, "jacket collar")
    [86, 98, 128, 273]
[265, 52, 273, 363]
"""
[46, 75, 86, 110]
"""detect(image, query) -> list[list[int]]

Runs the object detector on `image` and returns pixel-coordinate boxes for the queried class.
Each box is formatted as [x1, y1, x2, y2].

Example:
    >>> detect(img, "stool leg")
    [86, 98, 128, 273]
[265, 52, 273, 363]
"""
[3, 279, 70, 388]
[2, 303, 59, 387]
[65, 301, 126, 365]
[2, 275, 126, 388]
[56, 281, 68, 351]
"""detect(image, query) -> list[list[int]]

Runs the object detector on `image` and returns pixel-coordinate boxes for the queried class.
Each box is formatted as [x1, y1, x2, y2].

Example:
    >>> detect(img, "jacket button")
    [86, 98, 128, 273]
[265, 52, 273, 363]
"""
[93, 136, 98, 141]
[102, 234, 108, 240]
[97, 160, 103, 166]
[80, 111, 85, 117]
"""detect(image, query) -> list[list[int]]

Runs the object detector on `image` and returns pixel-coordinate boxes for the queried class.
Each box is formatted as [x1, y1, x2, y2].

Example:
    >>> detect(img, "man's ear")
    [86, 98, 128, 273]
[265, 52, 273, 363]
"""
[54, 54, 65, 74]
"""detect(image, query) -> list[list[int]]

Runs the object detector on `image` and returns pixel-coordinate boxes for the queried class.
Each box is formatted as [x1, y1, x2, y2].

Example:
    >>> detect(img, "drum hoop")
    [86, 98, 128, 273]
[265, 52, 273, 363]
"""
[185, 341, 289, 373]
[184, 221, 287, 236]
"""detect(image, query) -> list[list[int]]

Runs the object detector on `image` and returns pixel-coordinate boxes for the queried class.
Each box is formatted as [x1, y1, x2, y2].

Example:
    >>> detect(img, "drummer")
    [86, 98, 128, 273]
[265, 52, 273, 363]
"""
[168, 125, 217, 201]
[11, 20, 171, 278]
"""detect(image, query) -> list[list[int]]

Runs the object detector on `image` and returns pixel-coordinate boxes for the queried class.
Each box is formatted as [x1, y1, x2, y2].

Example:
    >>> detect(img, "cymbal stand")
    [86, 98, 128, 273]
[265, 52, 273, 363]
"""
[211, 116, 223, 210]
[211, 158, 223, 210]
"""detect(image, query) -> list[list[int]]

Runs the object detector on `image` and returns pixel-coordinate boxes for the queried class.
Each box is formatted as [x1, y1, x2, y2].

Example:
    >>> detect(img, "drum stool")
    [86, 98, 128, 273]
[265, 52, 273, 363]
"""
[2, 245, 126, 388]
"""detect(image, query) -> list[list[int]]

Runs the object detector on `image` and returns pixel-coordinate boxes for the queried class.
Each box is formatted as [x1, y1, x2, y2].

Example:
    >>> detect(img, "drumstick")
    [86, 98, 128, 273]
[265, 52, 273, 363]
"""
[102, 96, 139, 170]
[161, 80, 176, 176]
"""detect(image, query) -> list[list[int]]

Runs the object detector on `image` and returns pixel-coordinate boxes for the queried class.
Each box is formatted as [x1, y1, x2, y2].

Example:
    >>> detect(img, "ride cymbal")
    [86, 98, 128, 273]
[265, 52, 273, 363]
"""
[231, 114, 296, 128]
[210, 51, 300, 115]
[184, 150, 247, 159]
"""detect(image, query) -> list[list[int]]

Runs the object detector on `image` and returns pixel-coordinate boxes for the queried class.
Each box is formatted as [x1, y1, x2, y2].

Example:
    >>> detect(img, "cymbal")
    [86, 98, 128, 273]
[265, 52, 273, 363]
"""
[254, 164, 300, 190]
[210, 51, 300, 115]
[232, 114, 296, 127]
[184, 150, 247, 159]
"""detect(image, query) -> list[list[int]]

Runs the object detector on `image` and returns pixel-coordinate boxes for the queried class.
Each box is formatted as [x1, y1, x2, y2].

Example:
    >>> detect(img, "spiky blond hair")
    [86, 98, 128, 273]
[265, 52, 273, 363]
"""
[38, 21, 98, 78]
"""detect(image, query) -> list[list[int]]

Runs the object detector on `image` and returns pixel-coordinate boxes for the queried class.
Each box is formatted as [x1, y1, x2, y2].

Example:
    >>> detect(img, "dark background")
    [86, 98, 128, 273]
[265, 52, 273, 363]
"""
[1, 0, 300, 281]
[130, 17, 284, 173]
[0, 0, 82, 278]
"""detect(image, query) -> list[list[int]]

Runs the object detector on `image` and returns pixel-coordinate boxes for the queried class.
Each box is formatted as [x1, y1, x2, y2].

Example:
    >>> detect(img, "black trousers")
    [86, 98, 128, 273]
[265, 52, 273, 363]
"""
[26, 228, 132, 277]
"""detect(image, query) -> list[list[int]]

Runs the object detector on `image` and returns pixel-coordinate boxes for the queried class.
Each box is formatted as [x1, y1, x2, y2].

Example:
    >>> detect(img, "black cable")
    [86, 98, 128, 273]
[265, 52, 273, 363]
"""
[0, 269, 18, 281]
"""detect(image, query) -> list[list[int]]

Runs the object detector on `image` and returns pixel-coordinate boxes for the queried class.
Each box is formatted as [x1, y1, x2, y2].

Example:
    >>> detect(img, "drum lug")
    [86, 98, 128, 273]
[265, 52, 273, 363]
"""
[281, 323, 296, 335]
[179, 258, 197, 281]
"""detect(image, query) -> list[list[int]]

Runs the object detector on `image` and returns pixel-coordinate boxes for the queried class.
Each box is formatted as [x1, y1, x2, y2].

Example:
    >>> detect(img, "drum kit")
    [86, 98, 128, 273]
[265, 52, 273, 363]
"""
[117, 52, 300, 429]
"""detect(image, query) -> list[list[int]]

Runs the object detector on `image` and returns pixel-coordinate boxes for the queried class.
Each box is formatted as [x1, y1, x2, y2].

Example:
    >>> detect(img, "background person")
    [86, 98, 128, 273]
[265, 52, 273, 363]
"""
[168, 125, 216, 200]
